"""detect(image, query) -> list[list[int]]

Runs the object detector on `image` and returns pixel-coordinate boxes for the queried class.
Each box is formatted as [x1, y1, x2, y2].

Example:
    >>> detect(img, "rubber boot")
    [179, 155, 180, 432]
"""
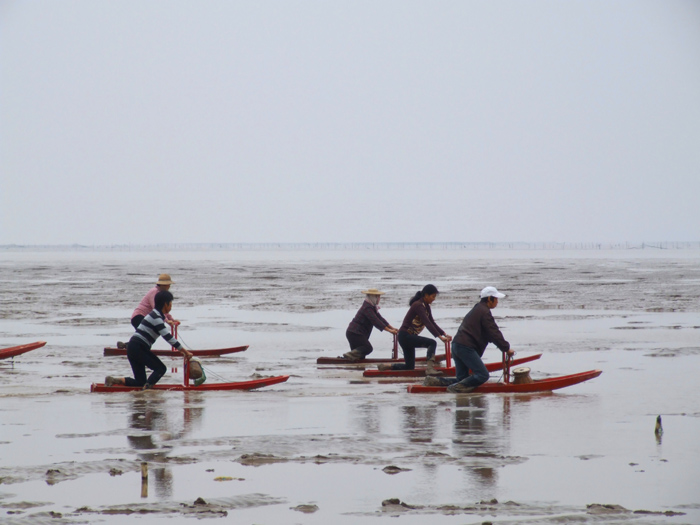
[342, 349, 364, 362]
[423, 376, 445, 387]
[425, 357, 442, 376]
[105, 376, 124, 387]
[447, 382, 475, 394]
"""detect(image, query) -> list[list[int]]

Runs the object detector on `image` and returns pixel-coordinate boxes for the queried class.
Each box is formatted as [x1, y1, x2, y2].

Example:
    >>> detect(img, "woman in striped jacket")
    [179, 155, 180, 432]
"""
[105, 290, 192, 389]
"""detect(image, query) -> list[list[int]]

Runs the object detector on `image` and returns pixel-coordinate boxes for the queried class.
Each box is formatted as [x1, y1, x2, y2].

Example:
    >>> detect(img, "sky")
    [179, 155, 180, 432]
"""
[1, 1, 699, 245]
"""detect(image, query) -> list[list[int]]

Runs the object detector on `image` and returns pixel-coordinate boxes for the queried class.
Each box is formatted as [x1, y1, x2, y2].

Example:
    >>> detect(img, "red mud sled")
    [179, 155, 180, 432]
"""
[103, 325, 249, 357]
[407, 350, 601, 394]
[363, 340, 543, 378]
[317, 334, 447, 365]
[0, 341, 47, 360]
[104, 345, 248, 357]
[92, 352, 288, 393]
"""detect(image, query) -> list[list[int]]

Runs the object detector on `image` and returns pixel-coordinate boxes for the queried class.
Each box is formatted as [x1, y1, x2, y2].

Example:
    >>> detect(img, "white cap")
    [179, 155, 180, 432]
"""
[480, 286, 505, 299]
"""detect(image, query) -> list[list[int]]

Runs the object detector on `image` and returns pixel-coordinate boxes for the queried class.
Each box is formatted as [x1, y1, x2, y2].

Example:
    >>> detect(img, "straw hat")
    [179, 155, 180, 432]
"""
[156, 273, 174, 285]
[361, 288, 385, 295]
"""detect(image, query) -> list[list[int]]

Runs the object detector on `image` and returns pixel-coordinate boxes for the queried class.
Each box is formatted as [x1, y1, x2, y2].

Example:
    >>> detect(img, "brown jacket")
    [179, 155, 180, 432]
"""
[347, 300, 390, 338]
[399, 300, 445, 337]
[453, 301, 510, 356]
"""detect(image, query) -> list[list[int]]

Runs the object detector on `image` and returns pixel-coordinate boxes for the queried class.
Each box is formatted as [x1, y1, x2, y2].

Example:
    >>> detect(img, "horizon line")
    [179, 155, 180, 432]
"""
[1, 241, 699, 251]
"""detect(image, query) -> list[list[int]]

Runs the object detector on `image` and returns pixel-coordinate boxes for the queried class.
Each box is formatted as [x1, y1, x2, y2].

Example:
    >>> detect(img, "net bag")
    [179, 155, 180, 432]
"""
[189, 358, 207, 386]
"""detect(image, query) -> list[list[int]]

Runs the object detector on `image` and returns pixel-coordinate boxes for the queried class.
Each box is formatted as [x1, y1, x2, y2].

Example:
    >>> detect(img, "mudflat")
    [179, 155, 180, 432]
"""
[1, 249, 698, 524]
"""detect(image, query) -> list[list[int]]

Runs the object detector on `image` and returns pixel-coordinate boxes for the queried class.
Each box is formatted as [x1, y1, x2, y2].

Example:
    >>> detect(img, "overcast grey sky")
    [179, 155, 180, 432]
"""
[1, 1, 699, 245]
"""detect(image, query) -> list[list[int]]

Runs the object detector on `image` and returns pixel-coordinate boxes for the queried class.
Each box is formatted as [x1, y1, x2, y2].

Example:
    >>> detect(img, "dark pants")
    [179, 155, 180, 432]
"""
[125, 337, 167, 387]
[346, 330, 373, 357]
[392, 330, 437, 370]
[131, 315, 144, 330]
[442, 342, 490, 387]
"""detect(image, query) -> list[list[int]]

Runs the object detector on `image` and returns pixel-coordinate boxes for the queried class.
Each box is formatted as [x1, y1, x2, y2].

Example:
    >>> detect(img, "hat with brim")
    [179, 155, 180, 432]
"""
[362, 288, 385, 295]
[156, 273, 174, 285]
[480, 286, 505, 299]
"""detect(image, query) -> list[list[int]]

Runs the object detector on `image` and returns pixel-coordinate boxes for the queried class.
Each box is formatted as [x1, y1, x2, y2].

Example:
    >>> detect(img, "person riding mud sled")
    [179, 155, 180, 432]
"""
[424, 286, 514, 393]
[106, 291, 192, 390]
[343, 288, 398, 361]
[379, 284, 450, 375]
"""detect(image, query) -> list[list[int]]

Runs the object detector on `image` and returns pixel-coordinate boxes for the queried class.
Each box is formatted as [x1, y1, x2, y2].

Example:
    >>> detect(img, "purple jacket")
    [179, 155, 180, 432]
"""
[453, 301, 510, 356]
[399, 300, 445, 337]
[347, 301, 390, 338]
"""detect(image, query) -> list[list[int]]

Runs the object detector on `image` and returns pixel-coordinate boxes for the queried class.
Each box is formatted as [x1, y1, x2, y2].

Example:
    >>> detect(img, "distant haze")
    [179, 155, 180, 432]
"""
[2, 1, 699, 245]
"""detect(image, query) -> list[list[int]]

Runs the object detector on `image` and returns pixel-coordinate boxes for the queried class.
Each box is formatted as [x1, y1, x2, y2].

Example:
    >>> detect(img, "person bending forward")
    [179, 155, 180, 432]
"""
[343, 288, 398, 362]
[381, 284, 450, 374]
[106, 290, 192, 389]
[426, 286, 514, 393]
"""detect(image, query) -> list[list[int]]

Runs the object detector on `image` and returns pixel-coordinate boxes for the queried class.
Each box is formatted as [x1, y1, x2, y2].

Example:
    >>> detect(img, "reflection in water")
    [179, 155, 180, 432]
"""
[127, 397, 173, 498]
[401, 405, 437, 443]
[398, 404, 441, 487]
[451, 394, 546, 495]
[127, 398, 166, 449]
[453, 395, 500, 491]
[126, 393, 204, 499]
[502, 395, 512, 432]
[352, 402, 381, 435]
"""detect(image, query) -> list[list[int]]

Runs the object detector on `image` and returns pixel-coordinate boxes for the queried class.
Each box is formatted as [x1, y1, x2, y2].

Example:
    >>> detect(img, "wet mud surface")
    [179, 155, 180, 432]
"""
[1, 250, 699, 523]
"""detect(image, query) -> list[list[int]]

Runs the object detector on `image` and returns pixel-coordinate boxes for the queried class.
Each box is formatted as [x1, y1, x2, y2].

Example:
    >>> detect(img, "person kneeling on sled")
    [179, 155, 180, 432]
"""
[424, 286, 514, 393]
[343, 288, 398, 362]
[379, 284, 450, 376]
[106, 290, 192, 390]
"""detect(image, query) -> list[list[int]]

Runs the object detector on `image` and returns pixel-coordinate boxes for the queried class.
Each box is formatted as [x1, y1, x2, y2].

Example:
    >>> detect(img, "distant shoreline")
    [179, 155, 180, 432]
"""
[1, 241, 699, 252]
